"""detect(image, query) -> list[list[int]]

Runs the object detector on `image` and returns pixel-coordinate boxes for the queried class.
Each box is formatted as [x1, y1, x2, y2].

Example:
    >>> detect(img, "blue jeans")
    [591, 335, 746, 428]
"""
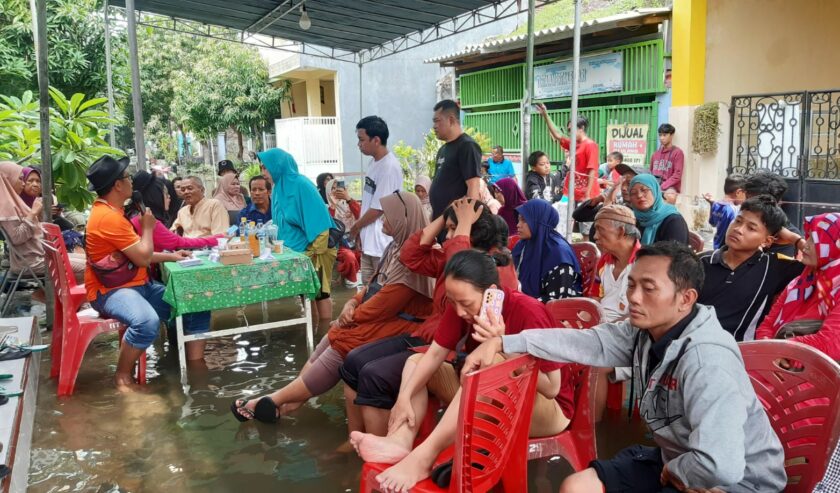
[181, 311, 210, 335]
[92, 282, 171, 350]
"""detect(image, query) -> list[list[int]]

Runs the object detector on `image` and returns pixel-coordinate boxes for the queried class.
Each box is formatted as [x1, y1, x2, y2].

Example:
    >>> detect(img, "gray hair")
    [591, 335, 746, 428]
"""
[185, 175, 205, 191]
[604, 219, 641, 241]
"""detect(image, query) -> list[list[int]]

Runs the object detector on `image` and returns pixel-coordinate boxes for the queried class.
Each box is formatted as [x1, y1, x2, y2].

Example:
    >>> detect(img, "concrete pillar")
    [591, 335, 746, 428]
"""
[305, 78, 322, 117]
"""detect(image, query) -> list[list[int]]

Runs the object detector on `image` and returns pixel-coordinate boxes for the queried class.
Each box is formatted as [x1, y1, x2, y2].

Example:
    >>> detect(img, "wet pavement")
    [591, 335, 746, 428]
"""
[28, 285, 649, 492]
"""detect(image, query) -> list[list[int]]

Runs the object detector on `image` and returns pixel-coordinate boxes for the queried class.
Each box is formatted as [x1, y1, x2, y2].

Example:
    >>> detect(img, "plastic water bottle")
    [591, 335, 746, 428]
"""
[256, 220, 266, 251]
[239, 217, 247, 239]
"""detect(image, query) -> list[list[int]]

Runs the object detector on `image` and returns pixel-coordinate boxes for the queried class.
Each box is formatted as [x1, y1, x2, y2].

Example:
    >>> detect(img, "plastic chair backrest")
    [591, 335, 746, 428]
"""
[739, 340, 840, 492]
[508, 235, 521, 251]
[452, 354, 539, 490]
[571, 242, 600, 294]
[688, 231, 705, 253]
[546, 298, 603, 329]
[41, 223, 73, 311]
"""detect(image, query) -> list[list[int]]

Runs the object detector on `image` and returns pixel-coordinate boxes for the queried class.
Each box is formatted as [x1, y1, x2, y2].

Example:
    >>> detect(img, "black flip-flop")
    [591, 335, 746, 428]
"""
[0, 464, 9, 480]
[230, 399, 254, 423]
[0, 347, 30, 362]
[253, 396, 279, 424]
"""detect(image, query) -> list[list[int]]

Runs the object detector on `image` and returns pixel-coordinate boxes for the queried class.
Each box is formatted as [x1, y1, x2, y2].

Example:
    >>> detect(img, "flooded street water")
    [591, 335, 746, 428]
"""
[27, 285, 648, 492]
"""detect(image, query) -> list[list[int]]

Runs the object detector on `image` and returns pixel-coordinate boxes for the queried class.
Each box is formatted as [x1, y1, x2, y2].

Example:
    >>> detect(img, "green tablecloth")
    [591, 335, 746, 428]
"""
[162, 251, 321, 317]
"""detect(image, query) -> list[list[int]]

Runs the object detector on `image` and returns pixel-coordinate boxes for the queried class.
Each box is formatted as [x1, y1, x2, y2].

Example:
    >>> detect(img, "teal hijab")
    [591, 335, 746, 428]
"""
[258, 148, 334, 252]
[629, 173, 679, 245]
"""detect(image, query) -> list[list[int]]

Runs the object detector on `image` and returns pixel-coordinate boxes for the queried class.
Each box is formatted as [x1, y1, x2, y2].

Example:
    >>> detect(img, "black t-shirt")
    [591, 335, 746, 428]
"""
[699, 248, 803, 341]
[429, 133, 482, 218]
[638, 213, 689, 245]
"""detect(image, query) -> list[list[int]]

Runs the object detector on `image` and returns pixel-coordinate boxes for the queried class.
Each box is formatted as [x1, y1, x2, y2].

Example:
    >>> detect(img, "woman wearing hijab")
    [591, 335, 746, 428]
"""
[495, 177, 527, 235]
[213, 172, 247, 226]
[19, 166, 75, 232]
[258, 148, 337, 320]
[627, 173, 689, 245]
[326, 178, 361, 286]
[231, 190, 434, 424]
[756, 213, 840, 360]
[513, 199, 582, 302]
[414, 176, 433, 221]
[0, 161, 86, 285]
[316, 172, 334, 204]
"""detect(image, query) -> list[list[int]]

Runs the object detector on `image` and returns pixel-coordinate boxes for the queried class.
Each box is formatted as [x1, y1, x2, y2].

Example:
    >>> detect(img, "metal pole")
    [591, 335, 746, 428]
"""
[104, 0, 116, 147]
[29, 0, 54, 325]
[126, 0, 146, 169]
[566, 0, 581, 233]
[521, 0, 536, 182]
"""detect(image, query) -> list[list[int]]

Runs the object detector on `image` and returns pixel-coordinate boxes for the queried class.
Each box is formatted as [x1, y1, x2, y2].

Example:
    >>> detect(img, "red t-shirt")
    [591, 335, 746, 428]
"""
[432, 288, 576, 419]
[560, 137, 600, 202]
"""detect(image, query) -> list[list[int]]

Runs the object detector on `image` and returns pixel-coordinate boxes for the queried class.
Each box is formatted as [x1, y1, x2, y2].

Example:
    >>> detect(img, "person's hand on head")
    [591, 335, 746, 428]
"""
[452, 198, 484, 226]
[472, 309, 505, 343]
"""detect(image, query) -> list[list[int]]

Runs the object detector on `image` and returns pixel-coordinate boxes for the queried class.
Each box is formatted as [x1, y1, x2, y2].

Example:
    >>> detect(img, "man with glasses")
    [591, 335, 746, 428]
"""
[171, 176, 229, 237]
[84, 156, 190, 392]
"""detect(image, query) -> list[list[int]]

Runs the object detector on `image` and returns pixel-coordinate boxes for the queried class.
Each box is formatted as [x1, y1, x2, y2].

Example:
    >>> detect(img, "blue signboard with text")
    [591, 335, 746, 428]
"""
[534, 52, 624, 99]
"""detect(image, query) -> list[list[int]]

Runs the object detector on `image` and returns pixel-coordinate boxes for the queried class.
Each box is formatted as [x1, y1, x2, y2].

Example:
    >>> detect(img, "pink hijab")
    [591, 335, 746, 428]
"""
[0, 161, 34, 223]
[213, 173, 246, 211]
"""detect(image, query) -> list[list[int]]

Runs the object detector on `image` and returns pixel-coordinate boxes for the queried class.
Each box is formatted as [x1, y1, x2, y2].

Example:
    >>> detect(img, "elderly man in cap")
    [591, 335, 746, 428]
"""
[171, 176, 229, 237]
[590, 204, 641, 322]
[84, 156, 190, 391]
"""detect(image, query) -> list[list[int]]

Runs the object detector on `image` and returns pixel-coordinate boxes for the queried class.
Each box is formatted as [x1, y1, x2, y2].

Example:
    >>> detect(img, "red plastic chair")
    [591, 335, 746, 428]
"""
[571, 242, 600, 294]
[359, 355, 540, 492]
[42, 223, 146, 396]
[688, 231, 705, 253]
[528, 298, 601, 469]
[739, 340, 840, 492]
[508, 234, 520, 251]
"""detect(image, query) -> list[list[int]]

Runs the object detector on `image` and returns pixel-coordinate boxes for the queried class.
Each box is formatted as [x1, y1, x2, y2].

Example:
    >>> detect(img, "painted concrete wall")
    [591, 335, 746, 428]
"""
[704, 0, 840, 103]
[295, 14, 524, 173]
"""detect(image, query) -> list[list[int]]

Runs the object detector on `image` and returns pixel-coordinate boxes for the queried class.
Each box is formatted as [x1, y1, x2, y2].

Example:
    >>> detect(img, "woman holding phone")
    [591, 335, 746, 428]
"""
[350, 250, 575, 491]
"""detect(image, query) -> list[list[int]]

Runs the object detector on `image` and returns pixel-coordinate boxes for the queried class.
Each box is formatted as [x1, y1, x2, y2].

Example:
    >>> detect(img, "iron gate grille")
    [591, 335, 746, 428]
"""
[729, 90, 840, 226]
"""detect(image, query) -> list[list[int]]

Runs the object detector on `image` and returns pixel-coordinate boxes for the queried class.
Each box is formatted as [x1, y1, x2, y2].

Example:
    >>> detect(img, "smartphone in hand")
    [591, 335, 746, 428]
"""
[480, 288, 505, 320]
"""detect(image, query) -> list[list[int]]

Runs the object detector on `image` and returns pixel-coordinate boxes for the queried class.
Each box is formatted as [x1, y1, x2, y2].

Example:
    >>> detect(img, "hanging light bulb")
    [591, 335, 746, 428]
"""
[299, 4, 311, 30]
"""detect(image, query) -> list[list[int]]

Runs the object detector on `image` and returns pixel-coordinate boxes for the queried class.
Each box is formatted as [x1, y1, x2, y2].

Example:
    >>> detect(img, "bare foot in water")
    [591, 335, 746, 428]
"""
[114, 374, 142, 393]
[350, 431, 412, 464]
[375, 449, 437, 492]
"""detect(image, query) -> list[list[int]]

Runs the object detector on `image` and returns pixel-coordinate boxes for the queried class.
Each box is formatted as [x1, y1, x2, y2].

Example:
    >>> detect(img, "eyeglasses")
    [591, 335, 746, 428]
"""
[120, 174, 133, 182]
[629, 187, 652, 198]
[393, 190, 408, 218]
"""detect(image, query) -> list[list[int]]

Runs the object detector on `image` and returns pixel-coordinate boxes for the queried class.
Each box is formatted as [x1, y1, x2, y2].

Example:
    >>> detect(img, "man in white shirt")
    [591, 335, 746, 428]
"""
[348, 116, 404, 283]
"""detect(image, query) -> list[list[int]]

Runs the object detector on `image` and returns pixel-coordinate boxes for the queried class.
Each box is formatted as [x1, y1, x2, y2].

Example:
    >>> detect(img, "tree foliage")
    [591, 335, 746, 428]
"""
[0, 0, 127, 99]
[0, 88, 122, 210]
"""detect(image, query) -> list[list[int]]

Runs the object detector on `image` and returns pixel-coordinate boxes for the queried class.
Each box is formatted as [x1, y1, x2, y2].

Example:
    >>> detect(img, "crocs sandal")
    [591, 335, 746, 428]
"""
[230, 399, 255, 422]
[0, 347, 30, 362]
[254, 396, 279, 424]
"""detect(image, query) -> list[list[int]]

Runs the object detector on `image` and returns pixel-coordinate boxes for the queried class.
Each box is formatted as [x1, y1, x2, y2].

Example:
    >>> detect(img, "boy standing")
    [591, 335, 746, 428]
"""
[651, 124, 685, 192]
[524, 150, 556, 201]
[703, 174, 747, 250]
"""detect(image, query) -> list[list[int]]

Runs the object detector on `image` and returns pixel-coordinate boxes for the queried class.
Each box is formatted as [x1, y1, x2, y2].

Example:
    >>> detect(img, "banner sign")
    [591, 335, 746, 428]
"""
[534, 52, 623, 99]
[607, 123, 649, 166]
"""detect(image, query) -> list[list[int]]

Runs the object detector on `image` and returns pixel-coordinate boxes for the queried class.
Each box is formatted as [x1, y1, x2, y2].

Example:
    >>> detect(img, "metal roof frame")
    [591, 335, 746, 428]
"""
[107, 0, 546, 65]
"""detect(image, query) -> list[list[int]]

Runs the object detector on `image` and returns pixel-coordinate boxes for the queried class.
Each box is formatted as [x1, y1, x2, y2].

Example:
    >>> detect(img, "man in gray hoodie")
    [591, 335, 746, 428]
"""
[465, 241, 787, 492]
